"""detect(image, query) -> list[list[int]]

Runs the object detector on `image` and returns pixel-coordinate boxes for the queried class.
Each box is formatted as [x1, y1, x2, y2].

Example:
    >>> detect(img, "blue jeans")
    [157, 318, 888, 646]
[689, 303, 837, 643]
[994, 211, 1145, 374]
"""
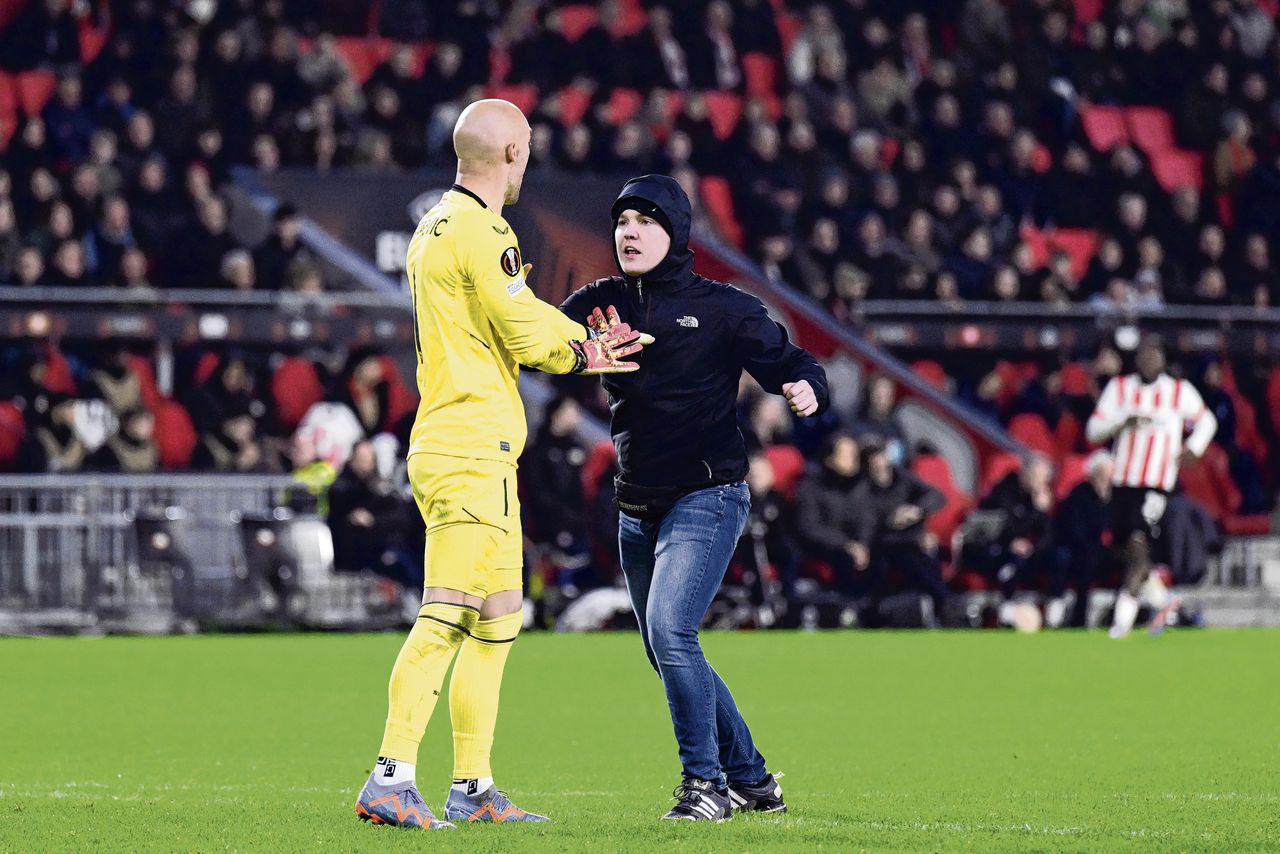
[617, 482, 767, 787]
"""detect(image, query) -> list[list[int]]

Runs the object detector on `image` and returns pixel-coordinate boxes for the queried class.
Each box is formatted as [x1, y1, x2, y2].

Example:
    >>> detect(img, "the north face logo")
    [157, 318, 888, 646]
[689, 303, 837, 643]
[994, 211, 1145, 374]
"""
[676, 316, 699, 328]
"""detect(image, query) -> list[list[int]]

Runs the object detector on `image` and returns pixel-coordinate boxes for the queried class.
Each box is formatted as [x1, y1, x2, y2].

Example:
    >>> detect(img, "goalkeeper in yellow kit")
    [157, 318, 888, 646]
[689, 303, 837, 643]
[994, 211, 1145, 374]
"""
[355, 99, 652, 829]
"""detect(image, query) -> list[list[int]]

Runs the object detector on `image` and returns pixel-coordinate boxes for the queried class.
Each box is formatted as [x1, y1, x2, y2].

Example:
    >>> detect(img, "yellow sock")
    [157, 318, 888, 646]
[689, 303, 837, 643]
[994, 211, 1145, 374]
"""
[378, 602, 477, 762]
[449, 610, 522, 780]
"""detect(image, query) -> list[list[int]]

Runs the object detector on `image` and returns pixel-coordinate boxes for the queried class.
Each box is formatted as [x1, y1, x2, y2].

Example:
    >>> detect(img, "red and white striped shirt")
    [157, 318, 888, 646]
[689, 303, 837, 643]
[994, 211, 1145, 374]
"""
[1085, 373, 1218, 491]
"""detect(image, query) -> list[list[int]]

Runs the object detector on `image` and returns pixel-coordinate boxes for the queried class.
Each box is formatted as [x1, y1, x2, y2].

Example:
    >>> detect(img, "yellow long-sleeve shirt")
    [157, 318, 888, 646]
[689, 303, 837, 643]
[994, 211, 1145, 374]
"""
[405, 185, 588, 463]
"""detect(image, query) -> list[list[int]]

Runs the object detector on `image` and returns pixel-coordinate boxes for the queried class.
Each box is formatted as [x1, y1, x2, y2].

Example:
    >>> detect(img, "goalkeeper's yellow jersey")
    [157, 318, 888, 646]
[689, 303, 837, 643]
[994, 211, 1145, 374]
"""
[405, 184, 587, 464]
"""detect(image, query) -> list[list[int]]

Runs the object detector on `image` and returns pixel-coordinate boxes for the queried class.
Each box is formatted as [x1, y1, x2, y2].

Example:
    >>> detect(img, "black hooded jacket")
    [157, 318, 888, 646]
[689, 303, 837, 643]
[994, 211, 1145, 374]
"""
[561, 175, 829, 504]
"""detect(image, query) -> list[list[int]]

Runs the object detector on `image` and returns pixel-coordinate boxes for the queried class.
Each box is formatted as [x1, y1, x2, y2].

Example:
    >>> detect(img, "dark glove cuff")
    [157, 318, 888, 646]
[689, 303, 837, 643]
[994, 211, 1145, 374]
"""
[569, 340, 587, 373]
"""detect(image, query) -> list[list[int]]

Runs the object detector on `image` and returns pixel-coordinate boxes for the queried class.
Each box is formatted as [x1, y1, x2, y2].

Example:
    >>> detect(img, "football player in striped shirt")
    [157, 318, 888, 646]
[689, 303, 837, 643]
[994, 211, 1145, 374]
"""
[1085, 338, 1217, 638]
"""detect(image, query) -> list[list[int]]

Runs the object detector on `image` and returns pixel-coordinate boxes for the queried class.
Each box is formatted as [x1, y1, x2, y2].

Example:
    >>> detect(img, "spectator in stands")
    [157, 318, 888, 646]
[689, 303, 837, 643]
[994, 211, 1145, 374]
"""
[1051, 450, 1115, 628]
[186, 355, 264, 436]
[254, 203, 305, 289]
[734, 449, 797, 606]
[335, 348, 391, 436]
[851, 441, 949, 627]
[114, 247, 151, 289]
[328, 438, 422, 588]
[0, 0, 81, 70]
[43, 74, 95, 164]
[86, 346, 143, 415]
[18, 392, 85, 473]
[284, 257, 324, 294]
[972, 454, 1055, 597]
[794, 431, 868, 597]
[0, 199, 21, 281]
[47, 239, 92, 287]
[524, 393, 590, 558]
[13, 246, 47, 287]
[851, 373, 908, 466]
[220, 249, 256, 291]
[86, 407, 158, 473]
[191, 404, 279, 473]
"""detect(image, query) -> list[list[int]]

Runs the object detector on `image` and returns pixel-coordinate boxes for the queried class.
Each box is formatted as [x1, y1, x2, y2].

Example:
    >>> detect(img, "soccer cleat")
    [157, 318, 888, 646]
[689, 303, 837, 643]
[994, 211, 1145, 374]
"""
[1108, 625, 1130, 639]
[444, 784, 549, 823]
[661, 778, 733, 822]
[1149, 595, 1182, 636]
[355, 775, 455, 829]
[728, 771, 786, 814]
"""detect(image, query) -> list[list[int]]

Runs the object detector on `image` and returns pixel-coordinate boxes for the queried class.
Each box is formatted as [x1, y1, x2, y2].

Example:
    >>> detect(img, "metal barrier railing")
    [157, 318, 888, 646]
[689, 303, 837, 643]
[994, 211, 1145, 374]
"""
[0, 475, 406, 632]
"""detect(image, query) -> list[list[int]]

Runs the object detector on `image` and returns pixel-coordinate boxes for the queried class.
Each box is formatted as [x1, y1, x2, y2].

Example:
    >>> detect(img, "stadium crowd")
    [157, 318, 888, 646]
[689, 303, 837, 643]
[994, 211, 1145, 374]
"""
[2, 1, 1279, 623]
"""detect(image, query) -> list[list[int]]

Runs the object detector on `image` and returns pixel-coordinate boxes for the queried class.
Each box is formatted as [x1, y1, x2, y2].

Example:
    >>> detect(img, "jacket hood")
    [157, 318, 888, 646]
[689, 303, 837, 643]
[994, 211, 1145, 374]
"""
[610, 174, 694, 285]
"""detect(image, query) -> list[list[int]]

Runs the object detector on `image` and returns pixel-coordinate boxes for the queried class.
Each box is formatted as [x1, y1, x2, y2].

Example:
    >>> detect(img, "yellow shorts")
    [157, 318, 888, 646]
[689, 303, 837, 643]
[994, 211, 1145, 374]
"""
[407, 452, 523, 598]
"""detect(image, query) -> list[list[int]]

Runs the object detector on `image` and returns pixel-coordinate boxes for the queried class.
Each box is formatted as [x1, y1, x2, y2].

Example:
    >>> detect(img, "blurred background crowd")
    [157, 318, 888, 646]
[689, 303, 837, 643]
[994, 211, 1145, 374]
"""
[2, 0, 1279, 627]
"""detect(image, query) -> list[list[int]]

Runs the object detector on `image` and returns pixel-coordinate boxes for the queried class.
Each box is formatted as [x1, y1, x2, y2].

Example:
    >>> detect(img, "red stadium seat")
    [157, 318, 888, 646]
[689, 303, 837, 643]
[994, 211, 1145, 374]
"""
[1019, 224, 1051, 269]
[485, 84, 538, 117]
[1151, 149, 1204, 192]
[775, 10, 801, 54]
[489, 45, 511, 84]
[1049, 228, 1099, 280]
[1032, 143, 1053, 173]
[879, 136, 900, 169]
[1125, 106, 1175, 155]
[1073, 0, 1104, 25]
[610, 0, 648, 36]
[271, 357, 325, 433]
[910, 360, 948, 391]
[125, 354, 163, 412]
[699, 175, 744, 248]
[1222, 515, 1271, 536]
[606, 87, 644, 125]
[377, 355, 418, 430]
[742, 52, 778, 96]
[410, 42, 434, 77]
[333, 37, 383, 85]
[557, 5, 600, 42]
[1054, 411, 1083, 457]
[1008, 412, 1056, 458]
[980, 451, 1021, 498]
[79, 24, 109, 64]
[16, 70, 56, 117]
[1080, 105, 1128, 152]
[557, 84, 593, 127]
[1060, 362, 1093, 397]
[193, 352, 220, 387]
[152, 399, 198, 470]
[1180, 442, 1239, 522]
[703, 91, 742, 141]
[1265, 367, 1280, 436]
[0, 72, 18, 123]
[42, 346, 76, 395]
[1055, 453, 1088, 502]
[0, 116, 14, 154]
[0, 400, 24, 471]
[580, 438, 616, 503]
[912, 453, 972, 545]
[763, 443, 805, 501]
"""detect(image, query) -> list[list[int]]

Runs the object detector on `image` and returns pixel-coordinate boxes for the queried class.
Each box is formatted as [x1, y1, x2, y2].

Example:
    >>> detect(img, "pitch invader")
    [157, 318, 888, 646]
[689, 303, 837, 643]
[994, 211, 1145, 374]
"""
[1085, 337, 1216, 638]
[353, 99, 652, 830]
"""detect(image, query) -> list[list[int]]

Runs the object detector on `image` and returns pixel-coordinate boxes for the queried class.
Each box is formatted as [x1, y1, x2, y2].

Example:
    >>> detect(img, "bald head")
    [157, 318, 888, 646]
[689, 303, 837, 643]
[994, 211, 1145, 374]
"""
[453, 99, 532, 206]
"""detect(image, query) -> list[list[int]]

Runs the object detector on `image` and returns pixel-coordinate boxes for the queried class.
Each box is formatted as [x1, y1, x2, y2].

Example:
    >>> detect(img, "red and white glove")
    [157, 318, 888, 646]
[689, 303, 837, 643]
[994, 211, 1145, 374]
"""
[571, 305, 655, 374]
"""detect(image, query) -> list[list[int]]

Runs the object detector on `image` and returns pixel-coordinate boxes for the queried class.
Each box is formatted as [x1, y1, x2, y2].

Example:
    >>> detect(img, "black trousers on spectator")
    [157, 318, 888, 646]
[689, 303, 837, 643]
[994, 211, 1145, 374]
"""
[812, 546, 873, 598]
[873, 541, 949, 615]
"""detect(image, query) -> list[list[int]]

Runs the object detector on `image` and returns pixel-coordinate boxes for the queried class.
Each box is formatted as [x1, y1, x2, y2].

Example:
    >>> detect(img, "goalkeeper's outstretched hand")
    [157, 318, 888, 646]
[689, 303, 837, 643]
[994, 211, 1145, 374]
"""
[572, 305, 655, 374]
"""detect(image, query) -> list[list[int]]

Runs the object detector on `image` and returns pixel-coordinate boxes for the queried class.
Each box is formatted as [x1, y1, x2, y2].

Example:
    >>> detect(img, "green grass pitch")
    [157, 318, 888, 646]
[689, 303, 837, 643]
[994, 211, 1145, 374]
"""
[2, 629, 1277, 852]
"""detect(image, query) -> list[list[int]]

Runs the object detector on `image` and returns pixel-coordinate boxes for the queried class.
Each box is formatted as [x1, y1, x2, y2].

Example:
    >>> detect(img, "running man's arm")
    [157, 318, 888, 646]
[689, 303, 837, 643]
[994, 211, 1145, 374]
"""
[1085, 377, 1125, 445]
[734, 295, 830, 414]
[1176, 380, 1217, 458]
